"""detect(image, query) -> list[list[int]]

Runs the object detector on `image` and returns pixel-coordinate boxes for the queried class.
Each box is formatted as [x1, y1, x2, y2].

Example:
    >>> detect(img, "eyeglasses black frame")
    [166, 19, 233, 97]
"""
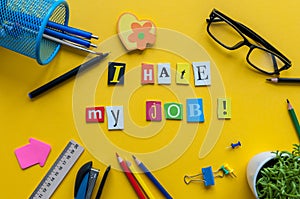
[206, 9, 291, 75]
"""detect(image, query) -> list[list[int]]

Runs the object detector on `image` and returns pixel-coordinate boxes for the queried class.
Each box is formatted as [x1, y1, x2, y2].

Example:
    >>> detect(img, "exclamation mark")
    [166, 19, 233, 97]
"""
[218, 98, 231, 119]
[223, 100, 227, 115]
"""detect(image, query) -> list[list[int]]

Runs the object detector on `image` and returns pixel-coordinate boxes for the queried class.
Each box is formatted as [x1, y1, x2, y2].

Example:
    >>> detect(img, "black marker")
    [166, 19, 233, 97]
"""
[95, 165, 111, 199]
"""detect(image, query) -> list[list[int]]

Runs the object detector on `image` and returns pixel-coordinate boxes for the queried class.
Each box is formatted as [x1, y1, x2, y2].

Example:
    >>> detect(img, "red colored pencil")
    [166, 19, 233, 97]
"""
[116, 153, 146, 199]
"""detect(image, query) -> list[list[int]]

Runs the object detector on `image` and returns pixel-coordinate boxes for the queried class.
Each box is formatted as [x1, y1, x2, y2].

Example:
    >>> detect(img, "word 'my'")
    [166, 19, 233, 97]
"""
[86, 106, 124, 130]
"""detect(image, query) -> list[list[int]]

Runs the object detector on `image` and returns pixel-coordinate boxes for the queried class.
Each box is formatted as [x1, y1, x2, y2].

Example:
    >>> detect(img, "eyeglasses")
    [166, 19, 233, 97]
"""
[206, 9, 291, 75]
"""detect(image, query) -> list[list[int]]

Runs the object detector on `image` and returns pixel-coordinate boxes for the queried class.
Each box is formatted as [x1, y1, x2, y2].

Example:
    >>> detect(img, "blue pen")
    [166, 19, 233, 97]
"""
[44, 28, 97, 48]
[11, 11, 98, 40]
[7, 14, 96, 48]
[47, 21, 99, 40]
[133, 155, 173, 199]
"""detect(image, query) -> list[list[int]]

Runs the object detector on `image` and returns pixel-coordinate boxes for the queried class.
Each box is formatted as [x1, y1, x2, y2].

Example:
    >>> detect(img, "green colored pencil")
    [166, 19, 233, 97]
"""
[287, 99, 300, 140]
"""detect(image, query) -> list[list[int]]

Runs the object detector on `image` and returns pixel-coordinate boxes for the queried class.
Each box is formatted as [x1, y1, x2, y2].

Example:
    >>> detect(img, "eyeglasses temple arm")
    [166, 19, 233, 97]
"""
[207, 17, 291, 65]
[231, 21, 291, 64]
[271, 54, 279, 73]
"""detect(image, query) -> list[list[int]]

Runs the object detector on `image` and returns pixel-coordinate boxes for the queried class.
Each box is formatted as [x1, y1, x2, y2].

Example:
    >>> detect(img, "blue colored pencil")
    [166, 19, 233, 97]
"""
[132, 155, 173, 199]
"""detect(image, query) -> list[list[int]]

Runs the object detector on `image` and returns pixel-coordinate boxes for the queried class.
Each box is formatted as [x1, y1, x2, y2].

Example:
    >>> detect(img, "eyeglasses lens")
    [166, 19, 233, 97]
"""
[248, 48, 285, 73]
[209, 19, 286, 74]
[208, 20, 244, 48]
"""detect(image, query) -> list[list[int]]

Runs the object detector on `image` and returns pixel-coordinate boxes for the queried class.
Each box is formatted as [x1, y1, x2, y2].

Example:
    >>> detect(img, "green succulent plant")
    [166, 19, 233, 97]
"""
[256, 144, 300, 199]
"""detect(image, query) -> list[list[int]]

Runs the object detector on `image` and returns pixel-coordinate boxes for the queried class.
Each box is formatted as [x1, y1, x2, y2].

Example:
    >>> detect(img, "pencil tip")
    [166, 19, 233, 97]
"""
[132, 155, 136, 159]
[266, 78, 271, 81]
[94, 51, 109, 56]
[106, 165, 111, 172]
[116, 152, 119, 157]
[28, 93, 33, 99]
[91, 35, 99, 40]
[287, 99, 290, 103]
[103, 52, 111, 57]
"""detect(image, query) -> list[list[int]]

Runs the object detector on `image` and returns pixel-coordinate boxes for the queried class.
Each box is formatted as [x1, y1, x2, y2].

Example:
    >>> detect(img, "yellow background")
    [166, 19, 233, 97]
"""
[0, 0, 299, 198]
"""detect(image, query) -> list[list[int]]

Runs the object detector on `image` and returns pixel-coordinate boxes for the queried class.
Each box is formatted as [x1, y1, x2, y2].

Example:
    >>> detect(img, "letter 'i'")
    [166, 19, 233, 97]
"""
[108, 62, 126, 85]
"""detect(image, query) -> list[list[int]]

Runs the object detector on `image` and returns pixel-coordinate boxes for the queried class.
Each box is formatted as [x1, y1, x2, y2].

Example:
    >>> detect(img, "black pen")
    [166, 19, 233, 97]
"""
[28, 52, 109, 99]
[95, 165, 111, 199]
[266, 77, 300, 83]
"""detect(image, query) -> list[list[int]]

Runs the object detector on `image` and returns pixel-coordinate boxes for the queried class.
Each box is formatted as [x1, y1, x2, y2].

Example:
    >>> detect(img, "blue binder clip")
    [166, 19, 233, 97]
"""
[184, 166, 223, 187]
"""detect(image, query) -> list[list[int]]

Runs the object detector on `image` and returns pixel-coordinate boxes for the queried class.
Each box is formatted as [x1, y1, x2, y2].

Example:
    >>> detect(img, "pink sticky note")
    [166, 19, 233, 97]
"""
[14, 138, 51, 169]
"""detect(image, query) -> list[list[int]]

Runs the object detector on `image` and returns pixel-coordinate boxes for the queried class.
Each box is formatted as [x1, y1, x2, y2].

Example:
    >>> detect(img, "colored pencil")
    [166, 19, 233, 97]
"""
[133, 155, 173, 199]
[28, 52, 109, 99]
[267, 78, 300, 83]
[95, 165, 111, 199]
[127, 160, 155, 199]
[287, 99, 300, 140]
[116, 153, 146, 199]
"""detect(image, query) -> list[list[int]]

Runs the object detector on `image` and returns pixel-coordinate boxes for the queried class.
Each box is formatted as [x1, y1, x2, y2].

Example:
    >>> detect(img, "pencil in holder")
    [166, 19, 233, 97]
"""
[0, 0, 69, 65]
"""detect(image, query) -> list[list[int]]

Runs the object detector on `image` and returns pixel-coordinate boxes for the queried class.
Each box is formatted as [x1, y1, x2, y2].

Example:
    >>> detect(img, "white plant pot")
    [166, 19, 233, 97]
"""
[246, 152, 276, 199]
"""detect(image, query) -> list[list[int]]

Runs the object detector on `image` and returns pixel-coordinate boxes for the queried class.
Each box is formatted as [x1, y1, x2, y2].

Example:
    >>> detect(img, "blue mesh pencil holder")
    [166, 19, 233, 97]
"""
[0, 0, 69, 65]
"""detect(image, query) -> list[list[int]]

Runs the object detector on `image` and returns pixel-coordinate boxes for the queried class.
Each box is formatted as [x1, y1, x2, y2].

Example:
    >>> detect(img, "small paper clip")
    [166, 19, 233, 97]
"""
[219, 164, 236, 178]
[184, 166, 223, 187]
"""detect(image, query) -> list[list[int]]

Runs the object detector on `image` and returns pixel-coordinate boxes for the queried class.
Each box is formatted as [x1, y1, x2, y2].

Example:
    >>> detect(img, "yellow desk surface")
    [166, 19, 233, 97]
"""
[1, 0, 299, 198]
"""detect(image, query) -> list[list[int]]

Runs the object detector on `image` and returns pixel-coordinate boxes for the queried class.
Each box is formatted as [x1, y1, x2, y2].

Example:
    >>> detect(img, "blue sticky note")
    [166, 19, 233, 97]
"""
[186, 98, 204, 122]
